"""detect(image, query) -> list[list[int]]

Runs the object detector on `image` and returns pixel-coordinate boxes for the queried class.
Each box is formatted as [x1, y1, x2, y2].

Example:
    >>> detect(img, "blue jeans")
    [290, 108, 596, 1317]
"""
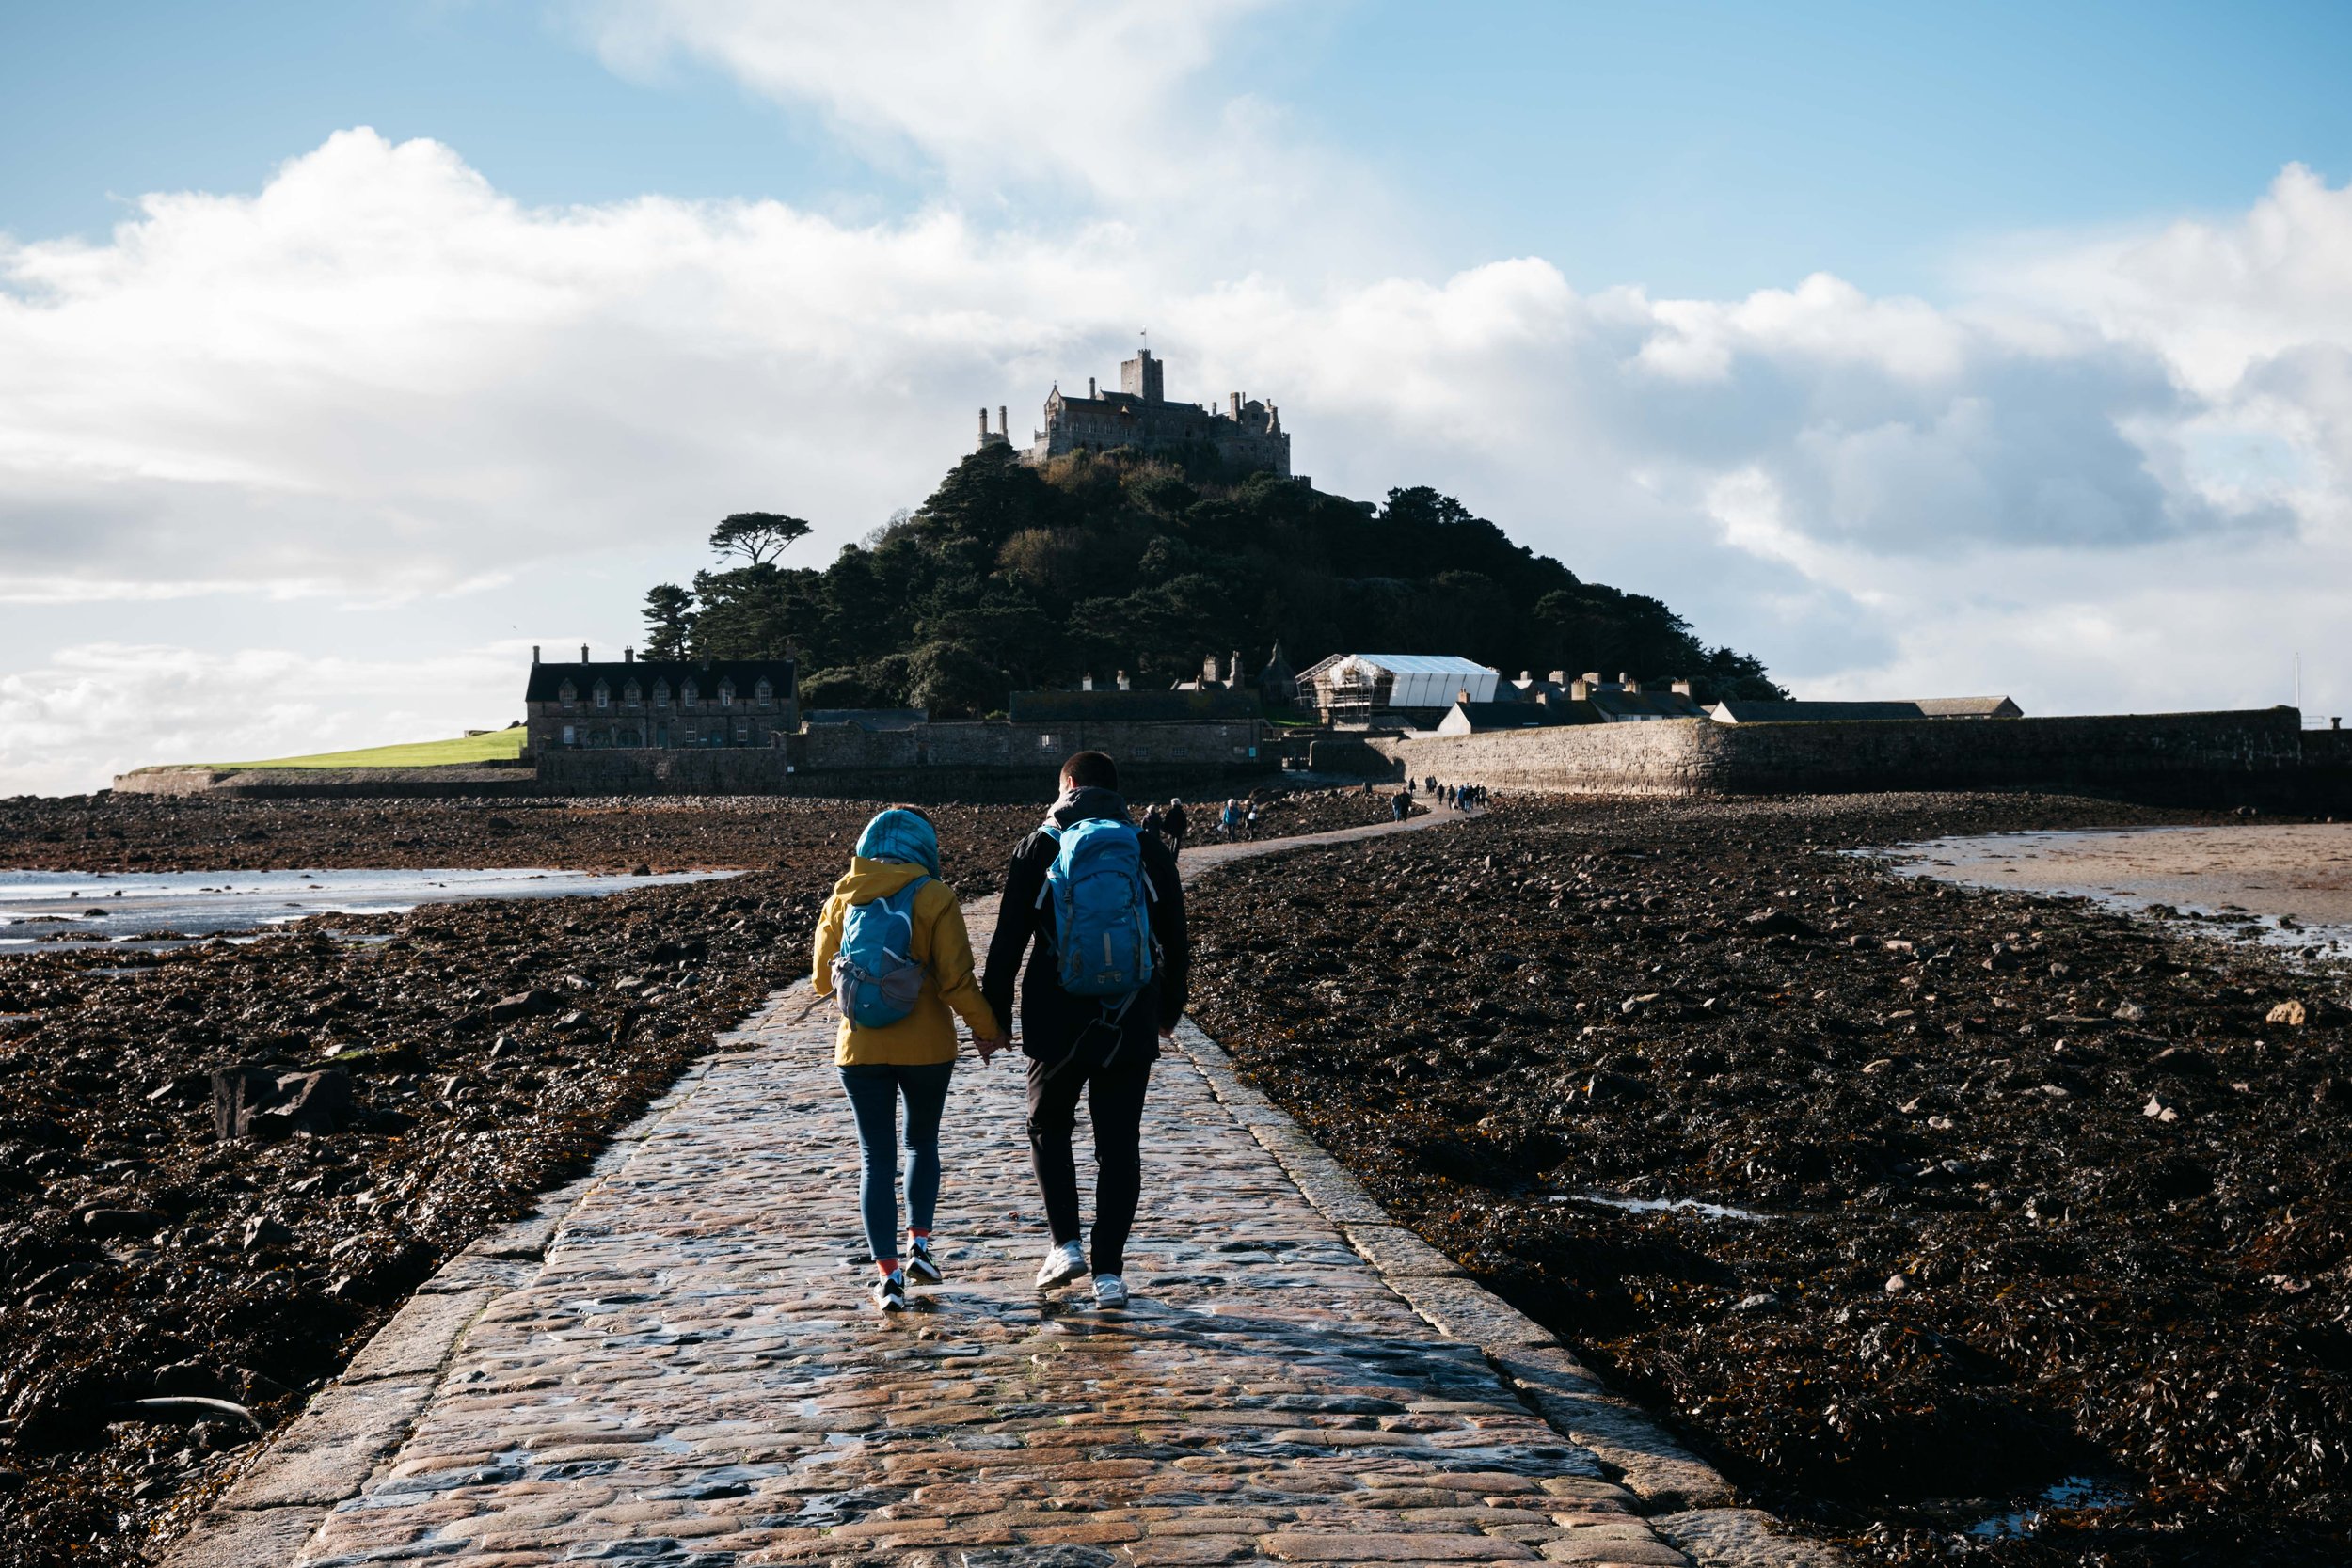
[837, 1062, 954, 1263]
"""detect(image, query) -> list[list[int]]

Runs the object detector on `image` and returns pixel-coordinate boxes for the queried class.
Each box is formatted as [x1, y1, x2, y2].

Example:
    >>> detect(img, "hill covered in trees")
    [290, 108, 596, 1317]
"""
[642, 447, 1783, 716]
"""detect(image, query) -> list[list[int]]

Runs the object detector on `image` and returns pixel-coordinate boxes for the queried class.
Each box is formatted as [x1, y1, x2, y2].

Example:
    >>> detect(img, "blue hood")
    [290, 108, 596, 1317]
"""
[854, 808, 940, 876]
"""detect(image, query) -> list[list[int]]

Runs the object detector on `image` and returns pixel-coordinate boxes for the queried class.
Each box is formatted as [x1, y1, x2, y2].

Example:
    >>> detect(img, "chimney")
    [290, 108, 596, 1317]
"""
[1088, 376, 1096, 398]
[1581, 672, 1602, 685]
[532, 644, 541, 664]
[1548, 670, 1566, 685]
[978, 406, 988, 438]
[997, 405, 1008, 436]
[1571, 679, 1592, 702]
[1619, 672, 1635, 689]
[580, 644, 590, 663]
[624, 647, 635, 663]
[1456, 688, 1471, 706]
[1229, 392, 1242, 419]
[1671, 678, 1692, 697]
[1082, 672, 1095, 691]
[1229, 650, 1242, 687]
[2336, 717, 2344, 730]
[1116, 670, 1131, 691]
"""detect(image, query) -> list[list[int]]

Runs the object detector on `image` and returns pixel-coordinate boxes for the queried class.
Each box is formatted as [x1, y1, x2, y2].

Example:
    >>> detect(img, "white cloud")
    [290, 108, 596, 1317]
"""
[0, 641, 523, 796]
[5, 118, 2352, 795]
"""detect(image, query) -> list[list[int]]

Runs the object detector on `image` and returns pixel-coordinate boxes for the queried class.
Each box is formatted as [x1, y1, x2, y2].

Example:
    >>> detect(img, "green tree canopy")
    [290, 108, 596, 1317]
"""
[644, 449, 1784, 717]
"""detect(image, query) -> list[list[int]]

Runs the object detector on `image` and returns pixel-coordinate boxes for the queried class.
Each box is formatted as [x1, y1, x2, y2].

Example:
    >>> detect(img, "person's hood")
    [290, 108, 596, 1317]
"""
[834, 855, 932, 905]
[854, 806, 940, 876]
[1048, 784, 1130, 829]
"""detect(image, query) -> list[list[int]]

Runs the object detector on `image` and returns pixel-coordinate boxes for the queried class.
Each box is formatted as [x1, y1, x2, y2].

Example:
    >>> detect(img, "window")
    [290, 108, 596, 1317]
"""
[735, 720, 749, 742]
[719, 678, 735, 708]
[557, 680, 577, 706]
[681, 680, 698, 706]
[653, 680, 671, 706]
[754, 678, 772, 706]
[623, 680, 641, 705]
[562, 724, 576, 745]
[1037, 733, 1057, 750]
[594, 682, 610, 709]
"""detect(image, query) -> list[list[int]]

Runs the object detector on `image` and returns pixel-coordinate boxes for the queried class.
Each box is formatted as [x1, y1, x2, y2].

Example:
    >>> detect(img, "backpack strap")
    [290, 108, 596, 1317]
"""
[1033, 823, 1064, 911]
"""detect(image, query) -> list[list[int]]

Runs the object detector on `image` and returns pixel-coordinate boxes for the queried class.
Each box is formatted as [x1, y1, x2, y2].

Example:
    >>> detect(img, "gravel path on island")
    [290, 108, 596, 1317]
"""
[1184, 792, 2351, 1568]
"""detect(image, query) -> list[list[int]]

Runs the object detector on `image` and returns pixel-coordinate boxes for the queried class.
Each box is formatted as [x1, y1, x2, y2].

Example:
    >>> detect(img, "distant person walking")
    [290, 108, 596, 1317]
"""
[1220, 799, 1242, 841]
[812, 806, 1004, 1313]
[1164, 798, 1189, 857]
[983, 752, 1188, 1311]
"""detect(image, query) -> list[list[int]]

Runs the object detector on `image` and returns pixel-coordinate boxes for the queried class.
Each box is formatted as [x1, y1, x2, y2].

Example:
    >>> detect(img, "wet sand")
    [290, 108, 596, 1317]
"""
[1883, 824, 2352, 954]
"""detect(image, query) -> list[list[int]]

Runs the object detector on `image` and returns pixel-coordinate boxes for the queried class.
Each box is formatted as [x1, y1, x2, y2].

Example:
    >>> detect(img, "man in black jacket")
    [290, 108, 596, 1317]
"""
[981, 751, 1187, 1309]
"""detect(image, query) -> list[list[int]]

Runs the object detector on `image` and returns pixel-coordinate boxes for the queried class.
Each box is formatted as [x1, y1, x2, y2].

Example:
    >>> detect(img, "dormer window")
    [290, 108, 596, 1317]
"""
[681, 679, 699, 706]
[594, 681, 611, 709]
[754, 678, 772, 706]
[623, 680, 641, 704]
[653, 680, 670, 706]
[719, 678, 735, 708]
[557, 680, 578, 705]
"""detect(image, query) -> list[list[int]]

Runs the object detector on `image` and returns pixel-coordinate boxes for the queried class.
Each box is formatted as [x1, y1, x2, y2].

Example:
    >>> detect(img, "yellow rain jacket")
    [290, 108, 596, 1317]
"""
[811, 857, 999, 1067]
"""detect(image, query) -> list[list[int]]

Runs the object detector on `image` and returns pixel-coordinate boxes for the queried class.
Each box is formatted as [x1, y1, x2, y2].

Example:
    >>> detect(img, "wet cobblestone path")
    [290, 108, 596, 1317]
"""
[188, 813, 1709, 1566]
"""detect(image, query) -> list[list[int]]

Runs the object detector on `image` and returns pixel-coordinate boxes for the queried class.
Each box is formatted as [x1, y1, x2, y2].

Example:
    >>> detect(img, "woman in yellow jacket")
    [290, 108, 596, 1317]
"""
[812, 806, 1003, 1312]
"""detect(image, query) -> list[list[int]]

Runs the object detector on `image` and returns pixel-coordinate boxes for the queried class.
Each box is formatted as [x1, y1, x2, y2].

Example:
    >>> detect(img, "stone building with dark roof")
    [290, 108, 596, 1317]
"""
[1708, 696, 2022, 723]
[523, 646, 796, 758]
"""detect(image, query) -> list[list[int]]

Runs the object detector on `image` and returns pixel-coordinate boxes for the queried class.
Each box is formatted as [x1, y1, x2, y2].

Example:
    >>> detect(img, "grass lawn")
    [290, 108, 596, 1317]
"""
[184, 728, 528, 770]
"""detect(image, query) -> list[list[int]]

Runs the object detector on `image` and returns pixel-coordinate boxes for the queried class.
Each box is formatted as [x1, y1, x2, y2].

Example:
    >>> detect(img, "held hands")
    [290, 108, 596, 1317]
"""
[972, 1029, 1011, 1064]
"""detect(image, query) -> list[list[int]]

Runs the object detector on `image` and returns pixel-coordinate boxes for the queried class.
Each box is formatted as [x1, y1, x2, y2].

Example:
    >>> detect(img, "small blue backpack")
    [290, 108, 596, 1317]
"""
[831, 877, 930, 1028]
[1037, 818, 1155, 998]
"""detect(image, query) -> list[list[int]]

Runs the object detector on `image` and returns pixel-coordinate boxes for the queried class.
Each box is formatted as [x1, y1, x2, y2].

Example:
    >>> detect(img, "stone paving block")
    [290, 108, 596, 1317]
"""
[217, 1376, 437, 1509]
[1649, 1508, 1851, 1568]
[155, 1504, 323, 1568]
[342, 1288, 499, 1382]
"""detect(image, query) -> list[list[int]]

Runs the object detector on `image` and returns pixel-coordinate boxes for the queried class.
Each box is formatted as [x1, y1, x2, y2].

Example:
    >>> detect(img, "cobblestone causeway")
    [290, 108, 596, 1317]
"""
[174, 814, 1758, 1568]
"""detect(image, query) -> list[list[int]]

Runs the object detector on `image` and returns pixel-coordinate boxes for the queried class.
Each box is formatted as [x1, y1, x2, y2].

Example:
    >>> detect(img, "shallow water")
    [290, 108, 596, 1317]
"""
[1870, 824, 2352, 959]
[0, 867, 738, 949]
[1549, 1191, 1770, 1222]
[1966, 1474, 2137, 1539]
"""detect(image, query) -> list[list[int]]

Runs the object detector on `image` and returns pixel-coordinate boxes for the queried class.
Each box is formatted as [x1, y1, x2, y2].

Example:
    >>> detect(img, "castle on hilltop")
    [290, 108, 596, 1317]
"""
[978, 347, 1293, 478]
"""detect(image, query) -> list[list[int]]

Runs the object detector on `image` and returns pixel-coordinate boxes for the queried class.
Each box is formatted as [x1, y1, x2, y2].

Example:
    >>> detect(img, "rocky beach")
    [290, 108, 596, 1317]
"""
[1184, 791, 2352, 1566]
[0, 785, 1395, 1565]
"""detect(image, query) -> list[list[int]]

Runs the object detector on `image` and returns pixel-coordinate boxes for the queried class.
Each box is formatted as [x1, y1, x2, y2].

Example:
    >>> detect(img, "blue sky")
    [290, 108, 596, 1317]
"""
[8, 2, 2347, 298]
[4, 2, 2352, 790]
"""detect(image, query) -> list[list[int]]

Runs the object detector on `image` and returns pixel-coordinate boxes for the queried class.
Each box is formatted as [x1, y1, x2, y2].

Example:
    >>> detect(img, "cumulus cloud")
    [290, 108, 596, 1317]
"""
[5, 120, 2352, 794]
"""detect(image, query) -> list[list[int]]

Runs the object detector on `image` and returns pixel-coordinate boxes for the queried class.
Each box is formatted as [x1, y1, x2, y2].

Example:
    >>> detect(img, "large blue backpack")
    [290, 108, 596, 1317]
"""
[1037, 818, 1155, 998]
[830, 876, 930, 1028]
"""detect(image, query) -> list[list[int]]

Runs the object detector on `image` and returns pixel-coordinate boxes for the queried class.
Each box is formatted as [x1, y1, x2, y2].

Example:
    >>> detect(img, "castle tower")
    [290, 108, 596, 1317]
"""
[1120, 347, 1165, 404]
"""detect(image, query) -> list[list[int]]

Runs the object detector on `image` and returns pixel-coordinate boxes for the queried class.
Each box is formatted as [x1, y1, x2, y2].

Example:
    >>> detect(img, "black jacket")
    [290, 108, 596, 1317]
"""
[981, 786, 1188, 1064]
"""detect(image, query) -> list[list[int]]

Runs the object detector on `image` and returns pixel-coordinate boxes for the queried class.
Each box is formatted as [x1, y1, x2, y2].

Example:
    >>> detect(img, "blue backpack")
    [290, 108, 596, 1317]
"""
[1037, 818, 1155, 998]
[831, 876, 930, 1028]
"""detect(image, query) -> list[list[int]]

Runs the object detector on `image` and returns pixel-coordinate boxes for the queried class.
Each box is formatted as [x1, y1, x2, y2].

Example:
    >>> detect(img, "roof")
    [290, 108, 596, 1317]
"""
[1589, 689, 1708, 721]
[1297, 653, 1496, 680]
[805, 708, 929, 731]
[524, 658, 795, 704]
[1438, 701, 1581, 735]
[1007, 688, 1261, 724]
[1709, 697, 2023, 724]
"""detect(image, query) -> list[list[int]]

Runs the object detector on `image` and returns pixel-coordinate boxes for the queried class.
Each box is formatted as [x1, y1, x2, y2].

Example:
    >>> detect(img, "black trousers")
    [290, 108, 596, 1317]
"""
[1025, 1049, 1153, 1275]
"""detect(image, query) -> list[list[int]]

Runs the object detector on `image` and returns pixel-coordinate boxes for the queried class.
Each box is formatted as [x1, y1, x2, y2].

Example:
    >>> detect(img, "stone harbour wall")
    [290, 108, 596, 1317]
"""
[1375, 707, 2342, 807]
[533, 719, 1275, 800]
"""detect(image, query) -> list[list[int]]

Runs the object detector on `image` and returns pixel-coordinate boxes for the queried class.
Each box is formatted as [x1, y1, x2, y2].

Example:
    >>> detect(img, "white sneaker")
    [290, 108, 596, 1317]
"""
[1035, 1240, 1088, 1290]
[1091, 1274, 1128, 1309]
[873, 1270, 908, 1313]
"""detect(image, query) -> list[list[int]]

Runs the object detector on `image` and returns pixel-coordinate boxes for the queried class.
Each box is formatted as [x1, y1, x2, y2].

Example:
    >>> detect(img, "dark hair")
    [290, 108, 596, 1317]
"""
[1061, 751, 1118, 789]
[886, 802, 933, 824]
